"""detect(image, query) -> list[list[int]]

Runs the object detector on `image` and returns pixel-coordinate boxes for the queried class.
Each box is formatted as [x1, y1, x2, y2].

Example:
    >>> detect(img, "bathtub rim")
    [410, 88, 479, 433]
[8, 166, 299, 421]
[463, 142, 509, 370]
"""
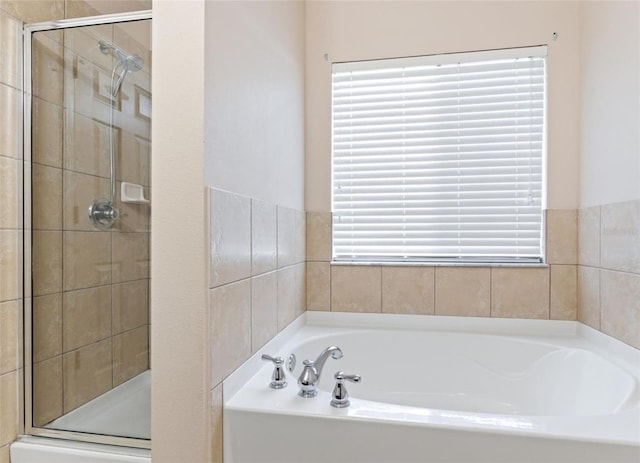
[223, 311, 640, 447]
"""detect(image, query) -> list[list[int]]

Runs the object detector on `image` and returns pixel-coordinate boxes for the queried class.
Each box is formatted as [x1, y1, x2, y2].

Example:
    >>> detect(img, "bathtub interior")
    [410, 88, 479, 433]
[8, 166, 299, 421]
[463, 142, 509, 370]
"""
[224, 313, 640, 463]
[289, 329, 638, 416]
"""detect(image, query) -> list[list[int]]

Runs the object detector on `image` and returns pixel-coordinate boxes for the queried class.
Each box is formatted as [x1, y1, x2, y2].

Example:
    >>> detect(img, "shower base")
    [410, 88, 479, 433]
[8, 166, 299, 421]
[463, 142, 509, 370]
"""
[46, 370, 150, 439]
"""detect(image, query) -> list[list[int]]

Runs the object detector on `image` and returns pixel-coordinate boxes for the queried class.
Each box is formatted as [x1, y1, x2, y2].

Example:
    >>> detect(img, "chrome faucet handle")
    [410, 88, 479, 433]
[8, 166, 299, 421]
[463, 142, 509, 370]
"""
[330, 371, 361, 408]
[261, 354, 287, 389]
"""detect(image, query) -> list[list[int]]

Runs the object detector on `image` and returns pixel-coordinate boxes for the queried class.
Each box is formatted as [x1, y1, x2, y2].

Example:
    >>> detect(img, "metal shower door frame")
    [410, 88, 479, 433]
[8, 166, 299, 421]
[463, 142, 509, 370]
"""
[23, 9, 152, 450]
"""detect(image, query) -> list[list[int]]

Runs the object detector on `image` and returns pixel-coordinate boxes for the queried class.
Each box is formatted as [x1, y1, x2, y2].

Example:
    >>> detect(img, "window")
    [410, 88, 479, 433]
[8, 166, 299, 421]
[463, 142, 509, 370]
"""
[332, 46, 546, 264]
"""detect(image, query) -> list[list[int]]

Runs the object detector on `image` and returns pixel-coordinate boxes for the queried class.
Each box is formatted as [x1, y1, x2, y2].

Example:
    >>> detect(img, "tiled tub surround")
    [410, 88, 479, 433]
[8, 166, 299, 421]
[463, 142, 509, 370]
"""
[209, 187, 306, 459]
[29, 21, 152, 427]
[578, 199, 640, 349]
[307, 210, 578, 321]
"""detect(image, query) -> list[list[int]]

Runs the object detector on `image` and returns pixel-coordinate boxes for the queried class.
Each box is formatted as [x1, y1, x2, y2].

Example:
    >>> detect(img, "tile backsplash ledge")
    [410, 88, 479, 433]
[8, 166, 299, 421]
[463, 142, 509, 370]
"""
[307, 209, 578, 323]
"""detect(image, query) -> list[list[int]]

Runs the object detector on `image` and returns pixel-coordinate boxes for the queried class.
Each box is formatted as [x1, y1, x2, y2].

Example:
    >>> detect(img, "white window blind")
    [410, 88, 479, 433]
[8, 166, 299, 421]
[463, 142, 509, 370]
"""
[332, 46, 547, 263]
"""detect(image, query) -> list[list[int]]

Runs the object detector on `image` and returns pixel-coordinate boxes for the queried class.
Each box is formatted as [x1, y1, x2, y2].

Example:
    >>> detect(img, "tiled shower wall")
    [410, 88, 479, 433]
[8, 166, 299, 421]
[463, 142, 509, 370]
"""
[578, 199, 640, 349]
[30, 21, 151, 426]
[208, 187, 306, 460]
[0, 0, 151, 454]
[307, 210, 578, 321]
[0, 4, 24, 461]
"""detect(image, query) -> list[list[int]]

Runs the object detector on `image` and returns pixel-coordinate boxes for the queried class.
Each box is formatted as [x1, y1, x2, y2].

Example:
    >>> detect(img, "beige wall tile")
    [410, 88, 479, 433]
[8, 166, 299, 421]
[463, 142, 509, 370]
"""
[211, 383, 223, 463]
[63, 170, 109, 231]
[63, 111, 111, 178]
[601, 200, 640, 274]
[210, 189, 251, 287]
[601, 270, 640, 349]
[112, 279, 149, 334]
[0, 301, 18, 374]
[32, 164, 62, 230]
[0, 444, 9, 463]
[33, 293, 63, 362]
[113, 326, 149, 386]
[250, 272, 277, 352]
[331, 265, 381, 313]
[63, 338, 112, 413]
[210, 280, 251, 385]
[491, 267, 550, 319]
[32, 33, 63, 105]
[306, 212, 331, 262]
[435, 267, 490, 317]
[117, 134, 151, 187]
[114, 185, 151, 233]
[295, 263, 306, 320]
[63, 25, 112, 67]
[0, 370, 18, 446]
[0, 11, 22, 89]
[1, 0, 64, 22]
[546, 209, 577, 264]
[306, 261, 330, 311]
[63, 286, 111, 351]
[0, 156, 19, 229]
[63, 50, 110, 122]
[32, 230, 62, 296]
[64, 0, 99, 18]
[0, 230, 19, 301]
[277, 206, 298, 268]
[33, 356, 62, 426]
[382, 266, 435, 315]
[294, 210, 306, 265]
[63, 231, 111, 291]
[32, 97, 63, 168]
[578, 206, 600, 267]
[277, 264, 306, 330]
[0, 230, 22, 302]
[251, 199, 277, 275]
[112, 232, 149, 283]
[550, 265, 577, 320]
[578, 266, 600, 329]
[0, 85, 21, 161]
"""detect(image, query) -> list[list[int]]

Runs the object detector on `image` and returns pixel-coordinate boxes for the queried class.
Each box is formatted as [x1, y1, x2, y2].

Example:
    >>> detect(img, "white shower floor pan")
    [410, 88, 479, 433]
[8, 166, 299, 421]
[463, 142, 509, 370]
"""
[11, 370, 150, 463]
[46, 369, 151, 439]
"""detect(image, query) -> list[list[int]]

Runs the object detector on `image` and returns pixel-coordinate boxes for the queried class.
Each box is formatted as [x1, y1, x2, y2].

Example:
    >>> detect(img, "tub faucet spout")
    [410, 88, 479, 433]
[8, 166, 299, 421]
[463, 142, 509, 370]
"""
[297, 346, 343, 398]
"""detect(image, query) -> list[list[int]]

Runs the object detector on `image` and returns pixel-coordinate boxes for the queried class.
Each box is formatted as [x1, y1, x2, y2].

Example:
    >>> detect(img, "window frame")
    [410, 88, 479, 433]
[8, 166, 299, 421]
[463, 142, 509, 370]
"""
[330, 46, 548, 265]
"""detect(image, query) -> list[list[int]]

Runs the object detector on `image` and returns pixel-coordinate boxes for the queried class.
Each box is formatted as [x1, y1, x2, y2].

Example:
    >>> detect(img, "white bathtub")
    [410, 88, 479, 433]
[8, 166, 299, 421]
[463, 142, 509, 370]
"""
[224, 312, 640, 463]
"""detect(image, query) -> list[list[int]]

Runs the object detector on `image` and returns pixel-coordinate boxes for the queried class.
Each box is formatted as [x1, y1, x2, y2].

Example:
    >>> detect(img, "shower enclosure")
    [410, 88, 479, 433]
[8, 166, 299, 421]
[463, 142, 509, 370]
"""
[24, 10, 152, 448]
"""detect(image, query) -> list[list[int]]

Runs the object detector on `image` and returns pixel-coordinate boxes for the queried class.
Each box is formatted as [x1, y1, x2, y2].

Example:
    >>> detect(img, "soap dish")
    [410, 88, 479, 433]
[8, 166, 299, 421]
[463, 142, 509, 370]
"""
[121, 182, 149, 204]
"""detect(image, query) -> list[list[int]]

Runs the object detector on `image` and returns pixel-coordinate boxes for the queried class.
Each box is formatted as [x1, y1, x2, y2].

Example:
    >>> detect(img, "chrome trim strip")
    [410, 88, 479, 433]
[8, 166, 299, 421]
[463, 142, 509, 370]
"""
[22, 10, 151, 33]
[22, 10, 152, 450]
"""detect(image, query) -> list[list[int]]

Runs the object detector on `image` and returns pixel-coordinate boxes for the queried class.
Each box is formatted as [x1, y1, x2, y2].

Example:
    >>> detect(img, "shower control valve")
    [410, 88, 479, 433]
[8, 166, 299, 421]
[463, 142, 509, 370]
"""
[261, 354, 287, 389]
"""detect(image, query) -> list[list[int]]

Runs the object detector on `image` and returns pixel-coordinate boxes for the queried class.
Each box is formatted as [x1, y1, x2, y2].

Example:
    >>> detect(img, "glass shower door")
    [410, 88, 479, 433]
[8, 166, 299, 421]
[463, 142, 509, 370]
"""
[26, 12, 151, 445]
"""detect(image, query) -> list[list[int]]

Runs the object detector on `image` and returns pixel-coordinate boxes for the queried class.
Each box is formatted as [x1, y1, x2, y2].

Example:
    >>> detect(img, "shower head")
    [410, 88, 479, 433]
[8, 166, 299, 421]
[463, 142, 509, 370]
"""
[99, 40, 144, 70]
[99, 41, 145, 97]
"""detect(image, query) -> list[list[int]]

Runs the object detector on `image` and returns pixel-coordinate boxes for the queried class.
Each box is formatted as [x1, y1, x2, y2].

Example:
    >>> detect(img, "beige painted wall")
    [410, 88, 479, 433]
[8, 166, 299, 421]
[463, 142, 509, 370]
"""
[152, 1, 210, 462]
[203, 2, 306, 459]
[204, 0, 305, 211]
[579, 0, 640, 208]
[305, 0, 580, 211]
